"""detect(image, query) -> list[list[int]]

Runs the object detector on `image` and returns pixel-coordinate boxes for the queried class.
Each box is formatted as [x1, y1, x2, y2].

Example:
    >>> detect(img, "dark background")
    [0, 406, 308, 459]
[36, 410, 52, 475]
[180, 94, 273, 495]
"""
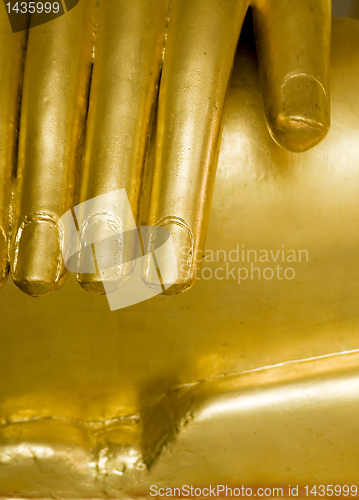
[332, 0, 359, 18]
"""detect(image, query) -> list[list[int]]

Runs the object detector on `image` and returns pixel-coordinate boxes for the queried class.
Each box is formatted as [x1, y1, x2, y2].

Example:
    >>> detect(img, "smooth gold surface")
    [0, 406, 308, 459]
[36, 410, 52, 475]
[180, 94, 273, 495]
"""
[0, 18, 358, 497]
[10, 1, 96, 297]
[0, 13, 27, 289]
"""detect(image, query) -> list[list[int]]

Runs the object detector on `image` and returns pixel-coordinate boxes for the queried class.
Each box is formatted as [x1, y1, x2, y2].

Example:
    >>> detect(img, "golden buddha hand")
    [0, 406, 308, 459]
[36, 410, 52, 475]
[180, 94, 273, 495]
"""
[5, 0, 331, 296]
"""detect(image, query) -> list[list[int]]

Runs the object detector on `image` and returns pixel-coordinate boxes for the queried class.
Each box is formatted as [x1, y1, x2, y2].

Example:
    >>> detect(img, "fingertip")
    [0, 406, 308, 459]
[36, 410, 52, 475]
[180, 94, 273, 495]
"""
[265, 74, 330, 153]
[11, 216, 67, 297]
[75, 213, 134, 296]
[12, 276, 67, 298]
[142, 218, 197, 296]
[161, 277, 196, 296]
[76, 276, 106, 295]
[77, 274, 136, 296]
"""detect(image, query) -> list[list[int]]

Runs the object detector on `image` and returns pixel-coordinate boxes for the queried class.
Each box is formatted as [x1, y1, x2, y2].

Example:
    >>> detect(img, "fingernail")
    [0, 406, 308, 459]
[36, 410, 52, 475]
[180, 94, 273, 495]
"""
[12, 215, 66, 297]
[0, 227, 9, 290]
[267, 74, 330, 153]
[76, 214, 134, 295]
[142, 217, 195, 295]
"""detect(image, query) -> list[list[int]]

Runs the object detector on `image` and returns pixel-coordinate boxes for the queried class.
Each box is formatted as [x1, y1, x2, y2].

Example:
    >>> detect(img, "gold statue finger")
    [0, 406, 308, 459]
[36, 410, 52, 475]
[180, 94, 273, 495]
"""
[252, 0, 331, 152]
[144, 0, 249, 295]
[11, 2, 96, 297]
[77, 0, 170, 295]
